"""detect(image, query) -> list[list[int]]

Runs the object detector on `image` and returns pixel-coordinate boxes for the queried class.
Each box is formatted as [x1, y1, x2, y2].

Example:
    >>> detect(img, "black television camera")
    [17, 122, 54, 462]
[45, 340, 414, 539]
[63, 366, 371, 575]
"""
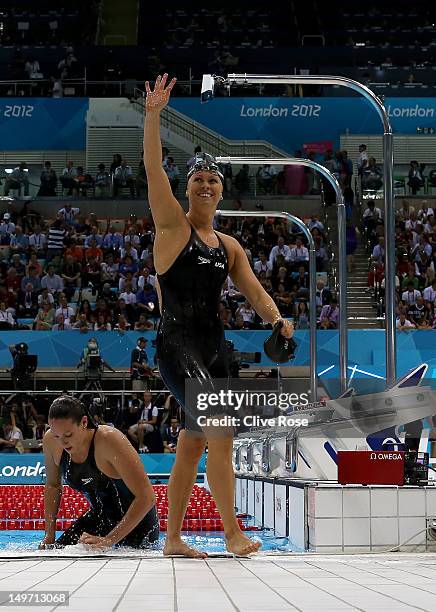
[9, 343, 38, 389]
[225, 340, 261, 377]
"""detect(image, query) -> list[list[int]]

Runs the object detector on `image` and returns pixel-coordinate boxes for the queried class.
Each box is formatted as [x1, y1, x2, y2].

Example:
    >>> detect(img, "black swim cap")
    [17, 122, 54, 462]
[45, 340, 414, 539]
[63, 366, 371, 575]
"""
[187, 153, 224, 182]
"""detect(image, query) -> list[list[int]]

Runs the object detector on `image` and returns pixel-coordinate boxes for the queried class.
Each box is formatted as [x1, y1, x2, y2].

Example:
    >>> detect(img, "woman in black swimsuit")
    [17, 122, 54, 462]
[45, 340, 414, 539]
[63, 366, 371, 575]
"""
[144, 74, 293, 557]
[40, 396, 158, 549]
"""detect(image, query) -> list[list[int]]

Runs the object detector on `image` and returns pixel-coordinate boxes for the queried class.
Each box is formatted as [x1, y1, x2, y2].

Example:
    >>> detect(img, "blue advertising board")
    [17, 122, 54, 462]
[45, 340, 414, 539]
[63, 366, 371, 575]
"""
[0, 98, 88, 150]
[0, 453, 206, 485]
[170, 97, 436, 153]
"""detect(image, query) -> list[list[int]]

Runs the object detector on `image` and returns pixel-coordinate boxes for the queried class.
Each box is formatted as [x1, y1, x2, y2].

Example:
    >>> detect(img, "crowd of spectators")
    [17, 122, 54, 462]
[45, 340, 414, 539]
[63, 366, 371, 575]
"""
[363, 197, 436, 329]
[0, 193, 333, 333]
[0, 391, 182, 455]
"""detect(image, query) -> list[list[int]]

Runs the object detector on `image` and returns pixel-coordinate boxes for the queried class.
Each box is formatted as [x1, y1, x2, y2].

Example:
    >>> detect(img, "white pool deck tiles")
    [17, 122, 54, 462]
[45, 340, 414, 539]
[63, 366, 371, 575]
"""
[2, 554, 436, 611]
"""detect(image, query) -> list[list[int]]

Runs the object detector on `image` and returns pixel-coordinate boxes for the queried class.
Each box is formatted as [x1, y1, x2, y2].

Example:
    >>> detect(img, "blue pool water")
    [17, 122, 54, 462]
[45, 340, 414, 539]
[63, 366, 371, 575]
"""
[0, 530, 294, 554]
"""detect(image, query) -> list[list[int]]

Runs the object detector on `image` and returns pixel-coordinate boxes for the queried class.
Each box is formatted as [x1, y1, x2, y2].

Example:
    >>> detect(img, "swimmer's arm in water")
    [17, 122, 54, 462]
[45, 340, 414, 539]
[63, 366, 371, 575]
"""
[227, 237, 294, 338]
[40, 432, 62, 548]
[81, 429, 156, 547]
[143, 74, 184, 230]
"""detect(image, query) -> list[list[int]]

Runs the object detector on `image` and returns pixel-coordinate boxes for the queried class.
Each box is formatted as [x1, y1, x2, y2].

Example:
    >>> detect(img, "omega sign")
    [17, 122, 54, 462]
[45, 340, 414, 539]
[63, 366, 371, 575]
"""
[370, 452, 403, 460]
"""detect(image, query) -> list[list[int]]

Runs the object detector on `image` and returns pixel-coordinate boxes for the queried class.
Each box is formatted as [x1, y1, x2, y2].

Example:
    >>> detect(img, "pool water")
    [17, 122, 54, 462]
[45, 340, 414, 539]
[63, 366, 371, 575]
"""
[0, 530, 294, 554]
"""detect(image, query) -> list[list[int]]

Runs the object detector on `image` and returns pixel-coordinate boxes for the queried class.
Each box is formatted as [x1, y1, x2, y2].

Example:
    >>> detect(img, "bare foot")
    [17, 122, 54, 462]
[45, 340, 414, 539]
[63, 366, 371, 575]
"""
[163, 538, 208, 558]
[226, 532, 262, 556]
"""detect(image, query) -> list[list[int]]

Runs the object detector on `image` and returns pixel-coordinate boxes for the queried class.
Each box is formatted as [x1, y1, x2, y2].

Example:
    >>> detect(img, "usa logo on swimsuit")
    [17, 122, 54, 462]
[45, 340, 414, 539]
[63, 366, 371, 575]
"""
[214, 261, 225, 269]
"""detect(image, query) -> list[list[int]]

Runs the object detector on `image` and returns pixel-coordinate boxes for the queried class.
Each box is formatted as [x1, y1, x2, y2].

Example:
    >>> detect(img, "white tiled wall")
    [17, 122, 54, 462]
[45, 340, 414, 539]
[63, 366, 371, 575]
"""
[236, 477, 436, 552]
[343, 488, 370, 517]
[370, 487, 398, 516]
[288, 486, 305, 550]
[263, 482, 274, 531]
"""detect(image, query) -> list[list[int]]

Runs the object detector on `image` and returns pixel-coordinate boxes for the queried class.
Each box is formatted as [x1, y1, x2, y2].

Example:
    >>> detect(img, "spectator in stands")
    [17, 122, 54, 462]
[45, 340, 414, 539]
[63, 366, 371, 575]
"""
[61, 254, 82, 299]
[361, 157, 382, 190]
[94, 313, 112, 331]
[314, 236, 329, 272]
[401, 281, 422, 307]
[59, 161, 77, 196]
[25, 57, 43, 79]
[4, 162, 29, 197]
[164, 157, 180, 195]
[58, 203, 80, 226]
[396, 312, 416, 331]
[134, 313, 154, 331]
[28, 226, 47, 255]
[273, 284, 293, 318]
[289, 237, 309, 270]
[362, 200, 382, 235]
[254, 251, 272, 277]
[17, 283, 39, 318]
[0, 213, 15, 245]
[95, 163, 110, 197]
[38, 161, 57, 196]
[110, 153, 123, 175]
[357, 144, 369, 174]
[83, 255, 101, 289]
[163, 417, 181, 453]
[256, 164, 277, 194]
[127, 391, 159, 453]
[113, 160, 135, 197]
[234, 165, 250, 195]
[130, 337, 152, 390]
[0, 418, 23, 453]
[85, 225, 103, 248]
[52, 313, 72, 331]
[47, 215, 66, 260]
[41, 264, 63, 295]
[103, 225, 124, 251]
[372, 237, 385, 263]
[10, 226, 29, 254]
[319, 299, 339, 329]
[417, 200, 434, 221]
[0, 301, 15, 329]
[58, 51, 79, 79]
[423, 279, 436, 307]
[136, 159, 148, 199]
[20, 267, 41, 293]
[85, 239, 103, 264]
[136, 283, 158, 318]
[269, 237, 291, 267]
[101, 254, 119, 286]
[75, 166, 94, 196]
[408, 296, 431, 329]
[34, 301, 55, 330]
[294, 301, 310, 329]
[55, 296, 75, 325]
[408, 160, 424, 195]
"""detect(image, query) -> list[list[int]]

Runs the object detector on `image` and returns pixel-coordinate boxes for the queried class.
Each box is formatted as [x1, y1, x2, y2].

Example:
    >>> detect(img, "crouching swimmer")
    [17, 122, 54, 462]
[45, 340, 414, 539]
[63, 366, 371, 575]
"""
[40, 396, 159, 550]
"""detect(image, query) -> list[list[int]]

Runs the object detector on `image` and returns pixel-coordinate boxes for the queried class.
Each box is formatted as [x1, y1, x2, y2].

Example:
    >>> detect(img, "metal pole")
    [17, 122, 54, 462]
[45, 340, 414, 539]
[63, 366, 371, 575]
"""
[214, 209, 318, 400]
[217, 156, 347, 392]
[219, 73, 395, 385]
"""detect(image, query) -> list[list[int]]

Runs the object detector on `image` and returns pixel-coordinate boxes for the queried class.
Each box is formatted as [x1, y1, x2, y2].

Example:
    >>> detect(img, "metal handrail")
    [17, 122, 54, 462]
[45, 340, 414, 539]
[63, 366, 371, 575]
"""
[215, 208, 318, 400]
[217, 157, 347, 392]
[133, 88, 289, 159]
[220, 73, 395, 385]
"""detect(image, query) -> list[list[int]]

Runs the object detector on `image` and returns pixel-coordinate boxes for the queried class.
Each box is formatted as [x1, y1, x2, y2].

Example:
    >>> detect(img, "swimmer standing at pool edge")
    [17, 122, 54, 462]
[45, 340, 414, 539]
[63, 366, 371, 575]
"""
[144, 74, 294, 557]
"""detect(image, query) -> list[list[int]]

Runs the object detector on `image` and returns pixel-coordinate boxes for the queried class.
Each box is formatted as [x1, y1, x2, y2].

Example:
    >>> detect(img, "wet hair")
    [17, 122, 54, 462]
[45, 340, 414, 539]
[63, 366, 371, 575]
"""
[187, 153, 224, 182]
[48, 396, 97, 429]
